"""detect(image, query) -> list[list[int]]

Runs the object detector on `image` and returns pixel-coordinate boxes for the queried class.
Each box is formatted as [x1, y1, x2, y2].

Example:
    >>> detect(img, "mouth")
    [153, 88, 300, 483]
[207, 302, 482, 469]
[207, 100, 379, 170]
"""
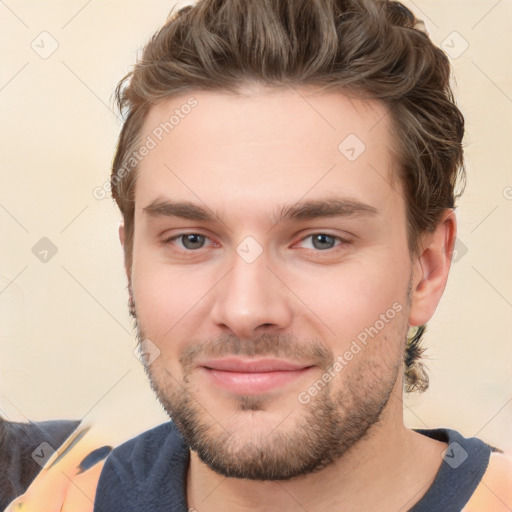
[197, 357, 316, 395]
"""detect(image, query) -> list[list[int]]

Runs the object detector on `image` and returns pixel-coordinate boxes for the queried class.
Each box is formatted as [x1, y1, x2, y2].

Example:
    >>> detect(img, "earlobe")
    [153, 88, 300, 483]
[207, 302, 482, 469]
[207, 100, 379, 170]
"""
[118, 222, 132, 283]
[408, 210, 457, 326]
[118, 222, 125, 247]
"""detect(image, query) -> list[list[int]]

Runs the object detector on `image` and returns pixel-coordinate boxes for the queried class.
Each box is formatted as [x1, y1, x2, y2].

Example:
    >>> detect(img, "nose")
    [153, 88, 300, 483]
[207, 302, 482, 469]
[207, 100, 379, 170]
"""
[209, 247, 293, 339]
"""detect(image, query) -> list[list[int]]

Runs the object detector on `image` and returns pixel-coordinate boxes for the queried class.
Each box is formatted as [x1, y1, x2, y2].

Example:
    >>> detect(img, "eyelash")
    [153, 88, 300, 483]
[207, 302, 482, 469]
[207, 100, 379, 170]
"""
[162, 232, 351, 254]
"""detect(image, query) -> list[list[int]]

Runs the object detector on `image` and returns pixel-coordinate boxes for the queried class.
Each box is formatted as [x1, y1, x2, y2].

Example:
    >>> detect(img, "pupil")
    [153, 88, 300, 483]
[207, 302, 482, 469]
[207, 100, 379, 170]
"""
[184, 234, 203, 249]
[313, 234, 334, 250]
[181, 234, 334, 250]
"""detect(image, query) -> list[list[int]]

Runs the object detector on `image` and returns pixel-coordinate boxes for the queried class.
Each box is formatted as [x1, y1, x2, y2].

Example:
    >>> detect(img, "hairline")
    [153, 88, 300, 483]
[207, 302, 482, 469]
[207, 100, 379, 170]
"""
[115, 85, 428, 267]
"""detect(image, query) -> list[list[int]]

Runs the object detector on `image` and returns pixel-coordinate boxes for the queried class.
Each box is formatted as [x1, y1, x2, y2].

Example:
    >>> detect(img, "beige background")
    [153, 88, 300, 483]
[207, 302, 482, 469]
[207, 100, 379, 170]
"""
[0, 0, 511, 452]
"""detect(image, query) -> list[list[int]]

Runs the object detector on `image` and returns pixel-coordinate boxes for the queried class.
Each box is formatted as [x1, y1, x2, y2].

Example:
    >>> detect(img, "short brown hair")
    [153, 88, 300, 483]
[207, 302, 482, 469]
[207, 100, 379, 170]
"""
[111, 0, 466, 392]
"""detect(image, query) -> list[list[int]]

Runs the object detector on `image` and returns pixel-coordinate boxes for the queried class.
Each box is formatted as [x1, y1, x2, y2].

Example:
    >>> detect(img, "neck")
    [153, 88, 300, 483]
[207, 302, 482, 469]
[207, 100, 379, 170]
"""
[186, 383, 447, 512]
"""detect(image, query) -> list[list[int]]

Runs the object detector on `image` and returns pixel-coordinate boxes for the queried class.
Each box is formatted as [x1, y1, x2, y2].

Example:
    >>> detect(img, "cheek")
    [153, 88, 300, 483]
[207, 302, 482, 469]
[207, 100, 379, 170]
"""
[131, 267, 190, 376]
[132, 269, 184, 336]
[131, 240, 175, 336]
[288, 253, 410, 343]
[130, 248, 216, 343]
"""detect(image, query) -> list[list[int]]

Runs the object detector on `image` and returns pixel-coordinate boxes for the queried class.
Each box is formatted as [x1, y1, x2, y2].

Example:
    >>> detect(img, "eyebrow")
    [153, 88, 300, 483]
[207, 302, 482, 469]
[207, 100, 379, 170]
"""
[142, 197, 379, 224]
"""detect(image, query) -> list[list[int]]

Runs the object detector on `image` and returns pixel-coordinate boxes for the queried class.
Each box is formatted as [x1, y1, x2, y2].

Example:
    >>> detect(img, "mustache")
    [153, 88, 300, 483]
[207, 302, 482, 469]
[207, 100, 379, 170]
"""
[130, 297, 333, 372]
[178, 333, 333, 373]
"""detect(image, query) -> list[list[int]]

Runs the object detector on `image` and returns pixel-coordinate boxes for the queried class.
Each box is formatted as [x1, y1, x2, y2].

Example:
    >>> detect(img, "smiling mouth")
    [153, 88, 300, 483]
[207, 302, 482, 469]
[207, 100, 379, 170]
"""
[198, 357, 316, 395]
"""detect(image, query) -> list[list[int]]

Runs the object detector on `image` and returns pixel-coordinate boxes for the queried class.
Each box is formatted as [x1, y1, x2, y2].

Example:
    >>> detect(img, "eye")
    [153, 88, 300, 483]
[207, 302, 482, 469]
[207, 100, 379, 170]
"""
[297, 233, 349, 251]
[164, 233, 210, 250]
[162, 232, 350, 253]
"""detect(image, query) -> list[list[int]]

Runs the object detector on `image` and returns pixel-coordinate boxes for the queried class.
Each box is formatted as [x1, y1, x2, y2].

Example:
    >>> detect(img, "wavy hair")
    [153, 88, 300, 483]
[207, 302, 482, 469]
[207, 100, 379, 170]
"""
[111, 0, 466, 392]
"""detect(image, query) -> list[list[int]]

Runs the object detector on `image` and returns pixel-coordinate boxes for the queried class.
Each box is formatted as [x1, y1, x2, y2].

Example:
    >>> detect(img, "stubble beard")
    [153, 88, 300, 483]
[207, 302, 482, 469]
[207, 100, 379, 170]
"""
[131, 305, 407, 481]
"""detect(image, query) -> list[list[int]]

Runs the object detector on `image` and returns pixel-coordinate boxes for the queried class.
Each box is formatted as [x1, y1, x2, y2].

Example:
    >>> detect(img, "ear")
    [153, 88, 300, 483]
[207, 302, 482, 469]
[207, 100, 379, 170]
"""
[118, 222, 130, 282]
[118, 221, 125, 247]
[408, 209, 457, 327]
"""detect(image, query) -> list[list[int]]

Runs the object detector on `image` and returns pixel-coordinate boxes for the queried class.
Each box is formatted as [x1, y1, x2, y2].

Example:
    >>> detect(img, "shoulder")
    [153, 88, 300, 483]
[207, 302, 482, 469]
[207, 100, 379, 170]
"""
[94, 421, 189, 510]
[0, 418, 80, 509]
[410, 427, 494, 512]
[106, 421, 182, 458]
[463, 451, 512, 512]
[99, 421, 186, 480]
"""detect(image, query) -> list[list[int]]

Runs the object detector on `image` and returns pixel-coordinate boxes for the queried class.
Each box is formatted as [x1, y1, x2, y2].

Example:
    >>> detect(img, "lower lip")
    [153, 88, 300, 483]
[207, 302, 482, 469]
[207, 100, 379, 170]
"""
[201, 367, 314, 395]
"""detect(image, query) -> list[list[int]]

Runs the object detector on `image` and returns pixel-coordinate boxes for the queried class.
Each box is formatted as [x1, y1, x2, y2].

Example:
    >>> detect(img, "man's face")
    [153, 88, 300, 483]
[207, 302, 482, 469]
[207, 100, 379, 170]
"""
[128, 87, 415, 480]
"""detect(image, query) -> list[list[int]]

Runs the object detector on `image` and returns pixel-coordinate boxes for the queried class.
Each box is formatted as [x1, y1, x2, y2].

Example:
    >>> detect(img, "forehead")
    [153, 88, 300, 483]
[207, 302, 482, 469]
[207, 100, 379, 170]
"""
[134, 87, 402, 223]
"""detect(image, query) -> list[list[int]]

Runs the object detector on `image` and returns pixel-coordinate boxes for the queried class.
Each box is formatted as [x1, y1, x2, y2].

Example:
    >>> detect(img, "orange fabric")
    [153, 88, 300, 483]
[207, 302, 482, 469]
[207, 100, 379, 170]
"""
[462, 452, 512, 512]
[6, 427, 510, 512]
[3, 424, 106, 512]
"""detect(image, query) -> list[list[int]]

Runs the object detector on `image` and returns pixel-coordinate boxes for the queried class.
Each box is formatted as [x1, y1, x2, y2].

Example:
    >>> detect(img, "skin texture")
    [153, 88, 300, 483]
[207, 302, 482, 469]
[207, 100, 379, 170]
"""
[120, 86, 457, 511]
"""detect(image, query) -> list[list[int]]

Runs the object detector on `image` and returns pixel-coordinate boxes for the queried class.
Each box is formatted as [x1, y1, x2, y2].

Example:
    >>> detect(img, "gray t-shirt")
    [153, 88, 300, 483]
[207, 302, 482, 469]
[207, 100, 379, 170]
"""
[94, 421, 495, 512]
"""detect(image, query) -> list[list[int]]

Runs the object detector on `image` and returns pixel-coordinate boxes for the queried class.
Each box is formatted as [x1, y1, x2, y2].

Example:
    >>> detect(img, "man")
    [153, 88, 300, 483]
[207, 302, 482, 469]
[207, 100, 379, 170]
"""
[94, 0, 512, 510]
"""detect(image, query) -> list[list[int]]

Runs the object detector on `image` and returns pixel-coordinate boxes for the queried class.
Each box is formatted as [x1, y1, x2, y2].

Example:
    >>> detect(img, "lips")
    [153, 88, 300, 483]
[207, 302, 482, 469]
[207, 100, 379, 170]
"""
[201, 357, 311, 373]
[198, 358, 315, 395]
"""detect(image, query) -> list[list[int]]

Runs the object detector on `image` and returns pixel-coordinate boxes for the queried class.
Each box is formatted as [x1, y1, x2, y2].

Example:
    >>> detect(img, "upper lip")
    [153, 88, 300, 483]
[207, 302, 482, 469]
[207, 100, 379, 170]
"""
[199, 358, 313, 373]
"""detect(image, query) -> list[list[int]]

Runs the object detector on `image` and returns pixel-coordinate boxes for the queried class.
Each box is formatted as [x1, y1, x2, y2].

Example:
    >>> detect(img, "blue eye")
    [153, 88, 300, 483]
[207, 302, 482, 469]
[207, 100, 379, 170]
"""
[299, 234, 347, 251]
